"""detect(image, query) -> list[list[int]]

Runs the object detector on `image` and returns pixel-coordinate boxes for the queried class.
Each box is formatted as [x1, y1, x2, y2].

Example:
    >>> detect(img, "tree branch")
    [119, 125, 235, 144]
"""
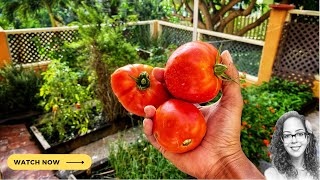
[199, 0, 213, 30]
[217, 0, 257, 32]
[171, 12, 193, 21]
[172, 0, 183, 13]
[235, 10, 270, 36]
[212, 0, 241, 24]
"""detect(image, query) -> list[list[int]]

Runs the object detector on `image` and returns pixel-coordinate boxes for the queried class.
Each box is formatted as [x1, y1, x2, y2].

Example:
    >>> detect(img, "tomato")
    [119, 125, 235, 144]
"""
[75, 102, 81, 109]
[111, 64, 171, 117]
[153, 99, 207, 153]
[164, 41, 224, 103]
[52, 105, 58, 112]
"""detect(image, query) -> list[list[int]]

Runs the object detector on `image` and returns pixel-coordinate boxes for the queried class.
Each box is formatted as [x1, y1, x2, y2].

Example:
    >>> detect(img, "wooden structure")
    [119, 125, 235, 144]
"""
[0, 5, 318, 97]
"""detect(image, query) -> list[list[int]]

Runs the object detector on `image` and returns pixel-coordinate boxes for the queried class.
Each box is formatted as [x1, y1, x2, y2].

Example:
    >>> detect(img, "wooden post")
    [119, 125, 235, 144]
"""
[257, 4, 295, 84]
[312, 80, 319, 98]
[0, 30, 11, 68]
[150, 20, 159, 40]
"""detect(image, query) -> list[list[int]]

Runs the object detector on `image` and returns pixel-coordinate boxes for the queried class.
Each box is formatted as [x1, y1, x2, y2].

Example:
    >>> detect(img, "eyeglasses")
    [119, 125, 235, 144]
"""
[282, 132, 308, 143]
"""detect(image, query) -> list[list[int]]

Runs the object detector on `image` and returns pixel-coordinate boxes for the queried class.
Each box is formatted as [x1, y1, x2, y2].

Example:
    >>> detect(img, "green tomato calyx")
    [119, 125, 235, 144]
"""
[213, 53, 239, 85]
[129, 71, 150, 90]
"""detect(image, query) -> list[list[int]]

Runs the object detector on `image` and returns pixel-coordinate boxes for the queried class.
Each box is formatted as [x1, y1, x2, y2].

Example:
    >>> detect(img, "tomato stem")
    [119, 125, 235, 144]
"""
[129, 71, 150, 90]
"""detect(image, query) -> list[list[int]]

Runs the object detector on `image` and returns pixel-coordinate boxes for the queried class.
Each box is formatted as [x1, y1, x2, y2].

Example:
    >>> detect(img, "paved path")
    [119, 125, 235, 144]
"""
[0, 124, 57, 179]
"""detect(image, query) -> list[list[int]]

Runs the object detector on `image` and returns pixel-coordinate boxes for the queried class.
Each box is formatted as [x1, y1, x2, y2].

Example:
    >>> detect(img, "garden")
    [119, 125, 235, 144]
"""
[0, 0, 319, 179]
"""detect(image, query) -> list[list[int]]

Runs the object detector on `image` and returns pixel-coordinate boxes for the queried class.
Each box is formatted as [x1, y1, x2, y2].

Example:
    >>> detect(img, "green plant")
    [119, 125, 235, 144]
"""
[69, 3, 139, 122]
[142, 44, 176, 68]
[109, 132, 192, 179]
[39, 59, 97, 141]
[240, 78, 314, 165]
[0, 64, 43, 113]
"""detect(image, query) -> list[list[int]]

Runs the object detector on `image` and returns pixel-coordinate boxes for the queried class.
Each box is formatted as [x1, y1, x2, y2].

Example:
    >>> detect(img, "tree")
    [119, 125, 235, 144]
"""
[0, 0, 65, 27]
[168, 0, 289, 36]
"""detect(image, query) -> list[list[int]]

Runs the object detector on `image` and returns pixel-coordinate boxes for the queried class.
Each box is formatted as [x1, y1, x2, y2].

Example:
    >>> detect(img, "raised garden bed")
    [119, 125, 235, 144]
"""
[30, 115, 142, 154]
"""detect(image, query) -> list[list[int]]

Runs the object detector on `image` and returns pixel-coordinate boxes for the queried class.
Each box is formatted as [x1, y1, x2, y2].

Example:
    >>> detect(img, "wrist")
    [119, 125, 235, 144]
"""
[204, 150, 264, 179]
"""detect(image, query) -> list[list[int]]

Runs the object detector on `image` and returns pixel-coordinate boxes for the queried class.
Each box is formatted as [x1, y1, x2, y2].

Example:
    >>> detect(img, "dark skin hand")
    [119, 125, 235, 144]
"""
[143, 51, 264, 179]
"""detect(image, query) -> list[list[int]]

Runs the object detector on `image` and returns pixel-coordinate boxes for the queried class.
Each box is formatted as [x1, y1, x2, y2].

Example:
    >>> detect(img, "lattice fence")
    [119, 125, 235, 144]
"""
[272, 14, 319, 87]
[202, 35, 262, 76]
[125, 24, 151, 49]
[7, 30, 78, 65]
[160, 26, 193, 47]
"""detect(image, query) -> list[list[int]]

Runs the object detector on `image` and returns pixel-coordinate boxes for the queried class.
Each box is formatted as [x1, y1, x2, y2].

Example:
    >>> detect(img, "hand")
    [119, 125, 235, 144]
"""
[143, 50, 264, 179]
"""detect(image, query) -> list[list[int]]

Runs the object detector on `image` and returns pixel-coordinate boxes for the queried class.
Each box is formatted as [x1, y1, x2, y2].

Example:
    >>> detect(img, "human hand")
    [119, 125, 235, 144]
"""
[143, 50, 264, 179]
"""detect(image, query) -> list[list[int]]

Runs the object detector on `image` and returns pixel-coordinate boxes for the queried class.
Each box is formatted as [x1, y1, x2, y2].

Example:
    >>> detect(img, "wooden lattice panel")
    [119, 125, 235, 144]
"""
[7, 30, 78, 64]
[272, 21, 319, 87]
[203, 35, 263, 76]
[291, 14, 319, 24]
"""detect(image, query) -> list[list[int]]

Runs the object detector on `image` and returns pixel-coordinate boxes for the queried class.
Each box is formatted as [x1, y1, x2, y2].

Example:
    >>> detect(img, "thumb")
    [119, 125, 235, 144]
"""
[152, 67, 165, 83]
[220, 50, 243, 112]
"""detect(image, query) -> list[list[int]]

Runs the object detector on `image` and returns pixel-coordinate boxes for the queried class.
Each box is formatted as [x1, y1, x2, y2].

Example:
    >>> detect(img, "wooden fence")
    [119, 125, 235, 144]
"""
[0, 6, 318, 97]
[231, 16, 269, 40]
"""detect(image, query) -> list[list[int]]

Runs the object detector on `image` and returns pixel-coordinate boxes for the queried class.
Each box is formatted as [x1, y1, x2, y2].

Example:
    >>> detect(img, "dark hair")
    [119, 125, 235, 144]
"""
[269, 111, 319, 179]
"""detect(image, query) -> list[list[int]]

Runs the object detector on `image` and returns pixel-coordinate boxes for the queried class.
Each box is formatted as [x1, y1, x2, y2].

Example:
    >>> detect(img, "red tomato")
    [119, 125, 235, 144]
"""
[75, 102, 81, 109]
[164, 41, 223, 103]
[52, 105, 58, 112]
[111, 64, 171, 117]
[153, 99, 207, 153]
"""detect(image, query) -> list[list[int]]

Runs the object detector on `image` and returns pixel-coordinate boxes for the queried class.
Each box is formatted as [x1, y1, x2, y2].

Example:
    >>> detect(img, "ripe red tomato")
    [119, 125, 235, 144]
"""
[111, 64, 171, 117]
[164, 41, 222, 103]
[75, 102, 81, 109]
[153, 99, 206, 153]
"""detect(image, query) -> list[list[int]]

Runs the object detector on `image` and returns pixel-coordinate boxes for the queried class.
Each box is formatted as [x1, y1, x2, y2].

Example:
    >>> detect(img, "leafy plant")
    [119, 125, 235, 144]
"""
[142, 44, 177, 68]
[69, 3, 139, 122]
[240, 78, 314, 165]
[0, 64, 43, 113]
[108, 131, 192, 179]
[38, 59, 97, 141]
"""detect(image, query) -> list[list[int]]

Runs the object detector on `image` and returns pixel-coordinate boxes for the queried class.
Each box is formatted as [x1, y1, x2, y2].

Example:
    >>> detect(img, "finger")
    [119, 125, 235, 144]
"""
[143, 118, 161, 150]
[153, 67, 165, 82]
[220, 50, 243, 112]
[144, 105, 156, 118]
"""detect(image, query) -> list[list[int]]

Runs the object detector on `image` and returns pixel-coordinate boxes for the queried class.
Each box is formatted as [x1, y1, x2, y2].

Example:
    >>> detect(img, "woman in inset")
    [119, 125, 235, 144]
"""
[265, 111, 319, 180]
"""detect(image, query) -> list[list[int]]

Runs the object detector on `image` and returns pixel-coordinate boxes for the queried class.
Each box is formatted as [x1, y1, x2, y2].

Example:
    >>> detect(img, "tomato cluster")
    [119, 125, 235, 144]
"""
[111, 41, 225, 153]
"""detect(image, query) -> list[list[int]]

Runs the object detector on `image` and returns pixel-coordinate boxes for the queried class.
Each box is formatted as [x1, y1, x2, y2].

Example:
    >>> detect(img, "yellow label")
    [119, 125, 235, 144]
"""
[7, 154, 92, 170]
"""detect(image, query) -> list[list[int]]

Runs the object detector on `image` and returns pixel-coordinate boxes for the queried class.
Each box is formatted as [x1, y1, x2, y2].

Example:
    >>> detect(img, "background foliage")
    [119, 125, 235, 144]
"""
[0, 64, 43, 113]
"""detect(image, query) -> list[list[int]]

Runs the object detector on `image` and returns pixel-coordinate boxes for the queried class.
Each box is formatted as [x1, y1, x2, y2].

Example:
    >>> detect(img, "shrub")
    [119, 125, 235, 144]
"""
[240, 78, 314, 165]
[0, 64, 43, 113]
[70, 3, 139, 122]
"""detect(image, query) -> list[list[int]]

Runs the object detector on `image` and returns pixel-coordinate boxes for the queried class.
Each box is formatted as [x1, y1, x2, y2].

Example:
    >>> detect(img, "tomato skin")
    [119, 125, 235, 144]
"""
[153, 99, 207, 153]
[111, 64, 171, 117]
[164, 41, 222, 103]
